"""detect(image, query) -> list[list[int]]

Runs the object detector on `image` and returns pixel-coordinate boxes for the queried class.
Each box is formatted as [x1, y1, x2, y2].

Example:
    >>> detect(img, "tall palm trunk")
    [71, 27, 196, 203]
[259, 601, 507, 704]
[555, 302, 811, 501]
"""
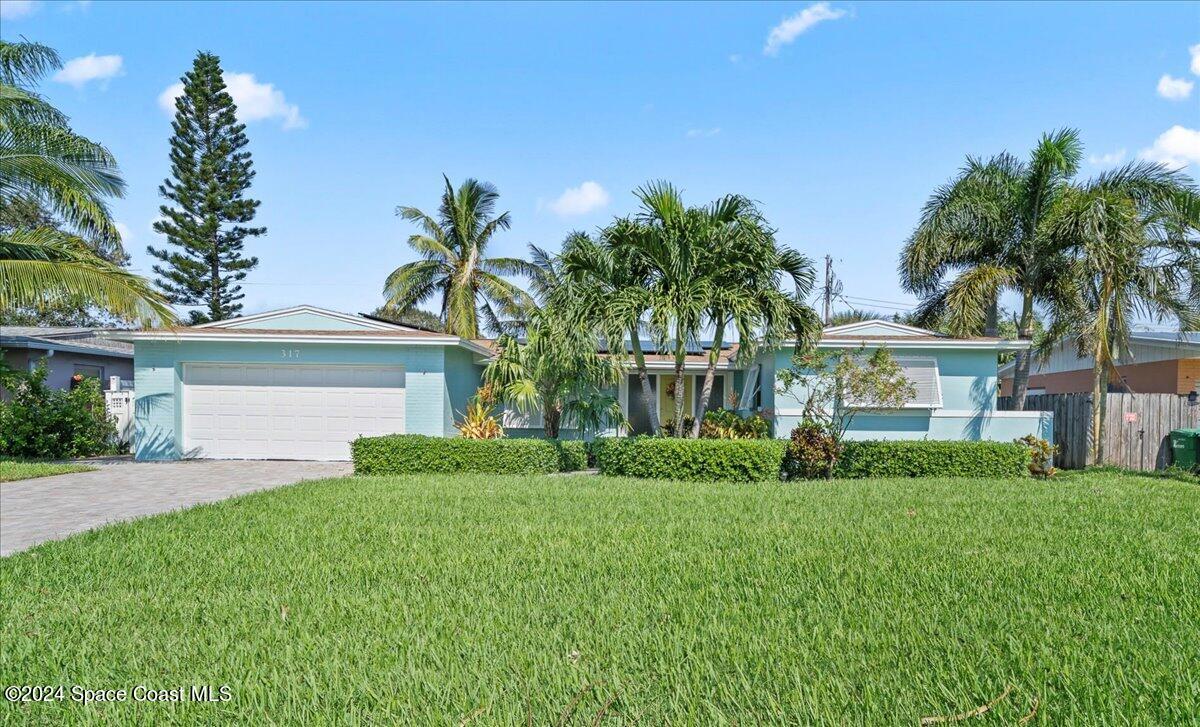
[1088, 282, 1112, 466]
[1010, 289, 1035, 409]
[984, 297, 1000, 337]
[629, 332, 659, 434]
[691, 324, 724, 438]
[544, 404, 561, 439]
[671, 324, 688, 437]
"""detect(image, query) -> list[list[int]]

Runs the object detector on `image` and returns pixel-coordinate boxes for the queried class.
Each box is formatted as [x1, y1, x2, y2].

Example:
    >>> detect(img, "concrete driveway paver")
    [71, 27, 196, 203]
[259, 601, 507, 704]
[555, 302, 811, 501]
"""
[0, 460, 350, 556]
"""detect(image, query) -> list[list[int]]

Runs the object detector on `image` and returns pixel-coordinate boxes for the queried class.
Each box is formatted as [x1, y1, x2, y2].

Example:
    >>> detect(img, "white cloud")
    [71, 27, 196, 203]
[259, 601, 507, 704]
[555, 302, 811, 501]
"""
[763, 2, 846, 56]
[114, 221, 132, 243]
[1139, 125, 1200, 169]
[1087, 149, 1126, 166]
[52, 54, 123, 89]
[0, 0, 37, 19]
[547, 181, 610, 216]
[1156, 74, 1194, 100]
[158, 71, 306, 130]
[1191, 44, 1200, 76]
[686, 127, 721, 138]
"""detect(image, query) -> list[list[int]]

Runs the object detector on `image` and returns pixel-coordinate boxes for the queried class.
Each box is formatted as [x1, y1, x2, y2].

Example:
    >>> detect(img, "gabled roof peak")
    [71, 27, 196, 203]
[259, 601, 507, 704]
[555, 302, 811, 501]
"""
[190, 305, 416, 332]
[821, 319, 942, 337]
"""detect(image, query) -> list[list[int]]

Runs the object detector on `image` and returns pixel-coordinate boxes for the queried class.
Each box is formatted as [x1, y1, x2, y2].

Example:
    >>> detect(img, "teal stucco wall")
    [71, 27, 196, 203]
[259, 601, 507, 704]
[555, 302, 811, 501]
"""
[132, 340, 452, 460]
[443, 345, 484, 435]
[767, 346, 1051, 442]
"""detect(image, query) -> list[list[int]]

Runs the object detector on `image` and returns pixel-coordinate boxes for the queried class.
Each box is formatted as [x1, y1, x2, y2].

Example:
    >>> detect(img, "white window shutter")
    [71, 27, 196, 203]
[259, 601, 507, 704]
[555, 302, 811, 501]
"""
[843, 356, 942, 409]
[739, 364, 760, 409]
[898, 357, 942, 408]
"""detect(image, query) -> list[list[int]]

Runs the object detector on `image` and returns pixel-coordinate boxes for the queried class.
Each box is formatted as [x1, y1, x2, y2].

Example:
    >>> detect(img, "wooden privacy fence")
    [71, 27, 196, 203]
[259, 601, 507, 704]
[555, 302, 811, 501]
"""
[998, 393, 1199, 470]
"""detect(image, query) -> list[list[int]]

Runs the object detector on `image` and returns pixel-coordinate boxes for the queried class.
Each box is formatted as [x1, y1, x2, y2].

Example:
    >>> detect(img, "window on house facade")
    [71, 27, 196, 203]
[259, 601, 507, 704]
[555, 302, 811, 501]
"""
[844, 356, 942, 409]
[694, 375, 726, 413]
[71, 364, 103, 389]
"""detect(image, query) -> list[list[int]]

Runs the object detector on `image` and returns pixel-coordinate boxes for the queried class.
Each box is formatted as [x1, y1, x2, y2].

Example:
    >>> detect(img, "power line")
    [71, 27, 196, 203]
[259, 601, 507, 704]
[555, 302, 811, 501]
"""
[840, 293, 919, 308]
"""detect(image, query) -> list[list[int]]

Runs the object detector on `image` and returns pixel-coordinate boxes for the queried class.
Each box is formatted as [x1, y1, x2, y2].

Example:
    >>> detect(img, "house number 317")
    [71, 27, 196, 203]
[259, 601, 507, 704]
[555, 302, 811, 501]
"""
[281, 349, 300, 359]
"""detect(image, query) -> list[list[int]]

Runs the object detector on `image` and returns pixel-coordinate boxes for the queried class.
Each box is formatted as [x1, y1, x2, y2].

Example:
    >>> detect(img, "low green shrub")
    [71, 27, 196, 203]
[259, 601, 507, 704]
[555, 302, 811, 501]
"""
[833, 440, 1029, 479]
[353, 435, 568, 475]
[592, 436, 787, 482]
[0, 364, 118, 459]
[554, 440, 589, 472]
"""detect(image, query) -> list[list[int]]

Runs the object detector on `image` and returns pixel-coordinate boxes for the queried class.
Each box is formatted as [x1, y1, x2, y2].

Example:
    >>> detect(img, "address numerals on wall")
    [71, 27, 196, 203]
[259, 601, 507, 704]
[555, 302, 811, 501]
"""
[281, 349, 301, 359]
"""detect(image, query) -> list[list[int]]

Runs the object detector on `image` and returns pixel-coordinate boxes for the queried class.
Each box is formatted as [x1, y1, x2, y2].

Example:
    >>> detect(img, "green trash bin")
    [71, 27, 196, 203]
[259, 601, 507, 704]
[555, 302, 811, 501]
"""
[1170, 428, 1200, 471]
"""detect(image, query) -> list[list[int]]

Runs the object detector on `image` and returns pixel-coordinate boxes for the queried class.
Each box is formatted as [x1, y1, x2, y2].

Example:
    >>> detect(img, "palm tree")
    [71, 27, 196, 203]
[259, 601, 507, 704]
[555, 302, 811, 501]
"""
[688, 198, 819, 438]
[618, 182, 711, 436]
[560, 223, 660, 434]
[1042, 162, 1200, 465]
[484, 247, 624, 438]
[0, 39, 174, 325]
[384, 176, 534, 338]
[612, 182, 820, 438]
[900, 129, 1082, 409]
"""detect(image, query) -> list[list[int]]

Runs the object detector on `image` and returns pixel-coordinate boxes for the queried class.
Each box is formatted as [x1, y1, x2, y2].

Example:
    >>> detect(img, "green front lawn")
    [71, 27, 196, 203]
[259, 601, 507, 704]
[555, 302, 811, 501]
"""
[2, 471, 1196, 724]
[0, 459, 95, 483]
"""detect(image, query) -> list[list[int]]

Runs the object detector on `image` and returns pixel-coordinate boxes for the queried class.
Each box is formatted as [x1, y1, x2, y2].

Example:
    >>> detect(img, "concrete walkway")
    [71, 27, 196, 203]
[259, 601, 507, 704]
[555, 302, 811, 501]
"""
[0, 460, 351, 556]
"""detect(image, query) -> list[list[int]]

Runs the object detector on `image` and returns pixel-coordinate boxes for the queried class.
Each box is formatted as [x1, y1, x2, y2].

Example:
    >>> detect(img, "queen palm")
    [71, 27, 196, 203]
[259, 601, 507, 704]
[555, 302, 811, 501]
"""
[560, 222, 659, 434]
[1042, 162, 1200, 465]
[688, 199, 820, 438]
[383, 176, 534, 338]
[0, 39, 174, 325]
[617, 182, 820, 437]
[900, 129, 1082, 410]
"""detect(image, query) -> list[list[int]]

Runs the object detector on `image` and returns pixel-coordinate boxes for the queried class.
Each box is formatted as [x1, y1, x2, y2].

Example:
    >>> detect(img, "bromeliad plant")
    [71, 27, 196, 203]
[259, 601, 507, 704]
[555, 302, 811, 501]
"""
[455, 385, 503, 439]
[778, 346, 916, 478]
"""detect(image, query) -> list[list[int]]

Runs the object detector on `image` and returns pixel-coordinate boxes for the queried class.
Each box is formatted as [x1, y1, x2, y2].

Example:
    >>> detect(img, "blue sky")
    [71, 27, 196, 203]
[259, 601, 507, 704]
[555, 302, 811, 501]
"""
[5, 1, 1199, 323]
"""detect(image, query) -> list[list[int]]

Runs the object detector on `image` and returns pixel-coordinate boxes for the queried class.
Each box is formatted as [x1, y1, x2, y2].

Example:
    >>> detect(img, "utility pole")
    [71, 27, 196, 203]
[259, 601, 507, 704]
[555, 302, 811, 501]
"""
[822, 255, 833, 326]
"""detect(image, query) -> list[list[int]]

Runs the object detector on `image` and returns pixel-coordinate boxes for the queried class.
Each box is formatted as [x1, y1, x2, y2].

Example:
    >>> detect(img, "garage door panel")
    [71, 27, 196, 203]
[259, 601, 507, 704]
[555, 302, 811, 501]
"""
[183, 364, 406, 461]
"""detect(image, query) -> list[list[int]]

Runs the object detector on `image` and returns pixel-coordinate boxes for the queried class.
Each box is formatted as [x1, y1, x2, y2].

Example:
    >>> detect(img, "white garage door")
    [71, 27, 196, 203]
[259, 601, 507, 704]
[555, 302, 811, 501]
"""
[183, 364, 406, 461]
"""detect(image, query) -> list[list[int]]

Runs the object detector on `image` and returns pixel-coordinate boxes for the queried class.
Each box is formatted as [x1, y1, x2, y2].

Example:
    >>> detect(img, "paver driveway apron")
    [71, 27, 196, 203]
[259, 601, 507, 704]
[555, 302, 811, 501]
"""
[0, 460, 350, 556]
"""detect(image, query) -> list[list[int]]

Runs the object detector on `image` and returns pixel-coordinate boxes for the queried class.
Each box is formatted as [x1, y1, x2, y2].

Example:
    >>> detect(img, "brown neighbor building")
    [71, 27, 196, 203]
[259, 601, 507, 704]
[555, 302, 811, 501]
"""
[999, 332, 1200, 397]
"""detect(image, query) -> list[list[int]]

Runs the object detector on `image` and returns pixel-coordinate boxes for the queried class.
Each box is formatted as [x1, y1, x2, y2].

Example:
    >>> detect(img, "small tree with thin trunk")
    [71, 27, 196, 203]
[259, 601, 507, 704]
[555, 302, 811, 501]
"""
[777, 346, 916, 478]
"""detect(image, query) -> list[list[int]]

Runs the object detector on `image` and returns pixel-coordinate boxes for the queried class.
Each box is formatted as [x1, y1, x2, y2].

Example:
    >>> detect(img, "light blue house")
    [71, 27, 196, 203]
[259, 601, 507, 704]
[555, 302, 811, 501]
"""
[759, 319, 1052, 443]
[112, 307, 1049, 461]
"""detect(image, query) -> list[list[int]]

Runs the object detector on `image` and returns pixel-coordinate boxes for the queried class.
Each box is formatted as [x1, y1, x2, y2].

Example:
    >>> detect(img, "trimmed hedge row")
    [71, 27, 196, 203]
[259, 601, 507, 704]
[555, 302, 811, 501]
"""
[592, 436, 787, 483]
[352, 435, 587, 475]
[832, 440, 1029, 479]
[352, 434, 1029, 481]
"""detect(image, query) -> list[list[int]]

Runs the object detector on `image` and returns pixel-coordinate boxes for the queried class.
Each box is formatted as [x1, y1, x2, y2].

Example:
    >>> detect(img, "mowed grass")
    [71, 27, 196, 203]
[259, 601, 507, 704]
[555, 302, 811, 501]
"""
[1, 472, 1197, 725]
[0, 459, 94, 483]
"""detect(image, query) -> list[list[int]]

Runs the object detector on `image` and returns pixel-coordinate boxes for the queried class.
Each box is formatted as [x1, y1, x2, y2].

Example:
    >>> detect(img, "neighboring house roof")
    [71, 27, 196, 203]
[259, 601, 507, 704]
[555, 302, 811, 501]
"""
[1, 327, 134, 358]
[804, 319, 1029, 351]
[998, 331, 1200, 377]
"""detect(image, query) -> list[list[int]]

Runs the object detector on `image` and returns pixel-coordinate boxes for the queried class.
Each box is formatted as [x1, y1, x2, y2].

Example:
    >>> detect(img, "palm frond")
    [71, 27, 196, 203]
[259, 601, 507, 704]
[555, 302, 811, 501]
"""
[0, 228, 175, 326]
